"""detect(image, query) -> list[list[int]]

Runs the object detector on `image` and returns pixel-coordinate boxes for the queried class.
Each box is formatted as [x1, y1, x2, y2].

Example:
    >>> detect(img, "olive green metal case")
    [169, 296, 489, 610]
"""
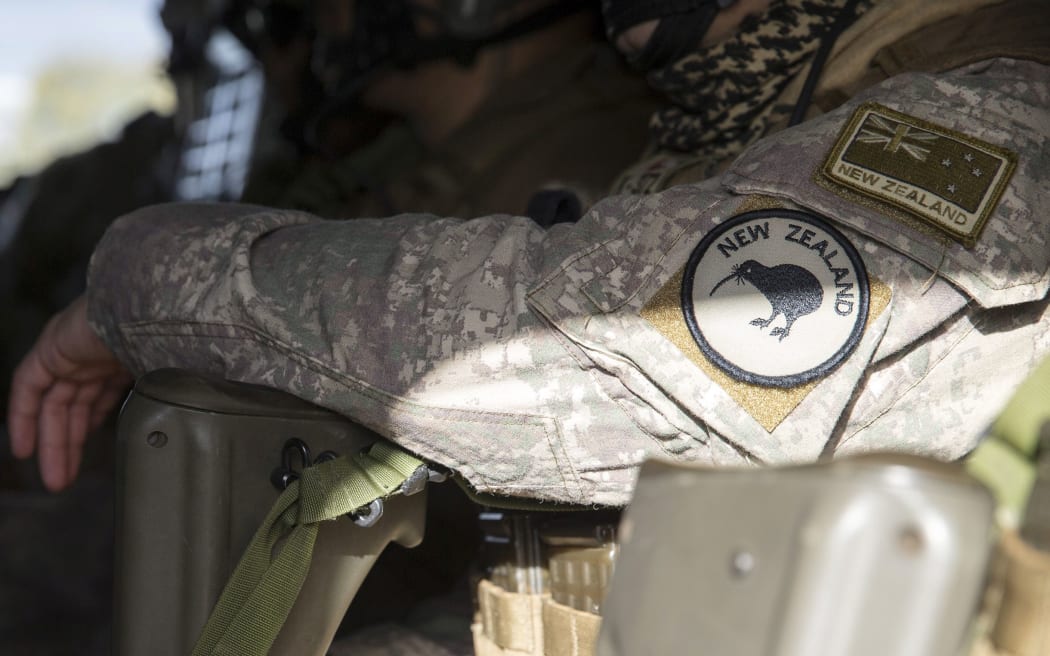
[114, 369, 427, 656]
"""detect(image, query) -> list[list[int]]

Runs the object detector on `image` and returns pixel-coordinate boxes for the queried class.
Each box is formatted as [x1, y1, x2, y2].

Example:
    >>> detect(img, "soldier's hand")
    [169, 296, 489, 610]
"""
[7, 295, 132, 492]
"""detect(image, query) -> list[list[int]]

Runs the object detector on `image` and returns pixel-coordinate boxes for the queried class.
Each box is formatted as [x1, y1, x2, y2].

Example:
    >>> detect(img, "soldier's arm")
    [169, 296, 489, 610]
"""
[85, 199, 552, 371]
[13, 58, 1050, 506]
[8, 191, 641, 499]
[82, 197, 613, 432]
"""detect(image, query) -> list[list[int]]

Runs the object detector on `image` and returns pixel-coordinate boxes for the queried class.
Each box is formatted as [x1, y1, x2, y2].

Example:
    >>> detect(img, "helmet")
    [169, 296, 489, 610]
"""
[222, 0, 314, 58]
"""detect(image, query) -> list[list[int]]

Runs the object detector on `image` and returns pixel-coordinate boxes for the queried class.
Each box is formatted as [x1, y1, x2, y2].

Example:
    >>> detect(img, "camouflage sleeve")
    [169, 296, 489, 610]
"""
[85, 198, 561, 379]
[85, 199, 644, 503]
[836, 298, 1050, 460]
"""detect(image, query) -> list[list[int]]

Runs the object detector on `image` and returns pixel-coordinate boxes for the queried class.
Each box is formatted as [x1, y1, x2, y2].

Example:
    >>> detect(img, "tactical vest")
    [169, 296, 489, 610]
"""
[617, 0, 1050, 193]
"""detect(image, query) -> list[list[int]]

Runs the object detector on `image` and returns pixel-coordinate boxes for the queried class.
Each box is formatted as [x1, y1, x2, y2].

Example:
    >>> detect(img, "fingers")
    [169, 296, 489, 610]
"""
[31, 375, 130, 493]
[8, 335, 130, 489]
[7, 347, 54, 459]
[69, 381, 103, 448]
[66, 380, 107, 485]
[38, 379, 79, 492]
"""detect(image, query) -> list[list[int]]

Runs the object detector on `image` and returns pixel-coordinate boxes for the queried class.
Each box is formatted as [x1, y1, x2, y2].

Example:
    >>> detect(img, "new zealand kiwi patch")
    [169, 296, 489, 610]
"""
[681, 209, 869, 388]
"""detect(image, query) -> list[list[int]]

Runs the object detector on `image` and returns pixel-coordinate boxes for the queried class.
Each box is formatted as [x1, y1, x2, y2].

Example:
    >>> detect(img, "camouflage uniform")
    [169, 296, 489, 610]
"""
[84, 51, 1050, 507]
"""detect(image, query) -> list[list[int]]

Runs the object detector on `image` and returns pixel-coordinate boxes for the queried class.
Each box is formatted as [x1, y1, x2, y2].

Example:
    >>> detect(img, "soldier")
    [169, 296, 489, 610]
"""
[244, 0, 659, 225]
[7, 0, 1050, 653]
[11, 0, 1047, 497]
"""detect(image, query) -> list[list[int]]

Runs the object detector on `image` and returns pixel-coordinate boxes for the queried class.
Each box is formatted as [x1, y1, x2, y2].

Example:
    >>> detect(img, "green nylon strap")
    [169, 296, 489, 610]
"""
[966, 355, 1050, 523]
[192, 441, 424, 656]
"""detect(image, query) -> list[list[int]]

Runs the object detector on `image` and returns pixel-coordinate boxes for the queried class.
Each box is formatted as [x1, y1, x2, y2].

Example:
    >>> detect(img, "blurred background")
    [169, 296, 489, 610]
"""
[0, 0, 174, 188]
[0, 0, 654, 652]
[0, 3, 258, 653]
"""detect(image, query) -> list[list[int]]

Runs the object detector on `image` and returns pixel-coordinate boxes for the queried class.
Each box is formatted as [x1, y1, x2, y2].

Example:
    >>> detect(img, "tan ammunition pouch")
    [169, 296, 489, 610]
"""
[471, 463, 1050, 656]
[473, 581, 601, 656]
[471, 511, 616, 656]
[989, 528, 1050, 655]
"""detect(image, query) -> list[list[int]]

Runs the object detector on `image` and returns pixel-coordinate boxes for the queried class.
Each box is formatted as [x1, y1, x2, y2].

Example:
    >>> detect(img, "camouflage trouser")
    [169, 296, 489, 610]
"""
[326, 623, 467, 656]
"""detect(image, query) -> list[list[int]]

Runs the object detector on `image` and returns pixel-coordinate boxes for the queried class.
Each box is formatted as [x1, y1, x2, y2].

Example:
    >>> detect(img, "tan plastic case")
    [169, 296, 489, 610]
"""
[114, 369, 426, 656]
[598, 454, 996, 656]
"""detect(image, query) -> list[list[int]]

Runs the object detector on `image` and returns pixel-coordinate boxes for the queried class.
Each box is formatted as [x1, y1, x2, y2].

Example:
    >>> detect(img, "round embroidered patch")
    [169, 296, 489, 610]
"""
[681, 209, 870, 388]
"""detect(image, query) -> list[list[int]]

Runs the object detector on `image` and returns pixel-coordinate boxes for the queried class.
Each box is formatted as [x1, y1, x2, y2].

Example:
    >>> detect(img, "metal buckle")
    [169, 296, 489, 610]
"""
[350, 499, 385, 527]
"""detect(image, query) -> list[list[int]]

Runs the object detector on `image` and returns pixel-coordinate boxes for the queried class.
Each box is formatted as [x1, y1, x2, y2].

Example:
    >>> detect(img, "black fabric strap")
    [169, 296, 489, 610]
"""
[630, 5, 721, 70]
[788, 0, 864, 126]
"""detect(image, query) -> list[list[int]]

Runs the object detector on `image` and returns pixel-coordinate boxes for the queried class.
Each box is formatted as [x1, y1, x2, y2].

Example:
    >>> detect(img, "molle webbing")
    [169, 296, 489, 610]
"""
[473, 579, 602, 656]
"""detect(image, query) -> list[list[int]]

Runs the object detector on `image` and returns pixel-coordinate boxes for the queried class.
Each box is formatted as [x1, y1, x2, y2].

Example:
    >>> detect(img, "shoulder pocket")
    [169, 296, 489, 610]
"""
[529, 196, 894, 466]
[723, 60, 1050, 309]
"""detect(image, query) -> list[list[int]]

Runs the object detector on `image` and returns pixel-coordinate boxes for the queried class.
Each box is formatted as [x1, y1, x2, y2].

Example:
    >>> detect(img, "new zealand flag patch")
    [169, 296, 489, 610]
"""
[820, 102, 1017, 247]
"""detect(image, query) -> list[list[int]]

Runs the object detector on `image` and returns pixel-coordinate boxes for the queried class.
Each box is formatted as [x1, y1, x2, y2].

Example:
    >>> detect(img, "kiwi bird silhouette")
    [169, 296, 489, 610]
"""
[709, 259, 823, 341]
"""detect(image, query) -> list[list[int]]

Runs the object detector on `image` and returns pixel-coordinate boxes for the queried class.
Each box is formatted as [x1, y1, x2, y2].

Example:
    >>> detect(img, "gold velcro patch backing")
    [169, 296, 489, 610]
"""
[642, 270, 890, 433]
[821, 102, 1016, 248]
[641, 197, 892, 432]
